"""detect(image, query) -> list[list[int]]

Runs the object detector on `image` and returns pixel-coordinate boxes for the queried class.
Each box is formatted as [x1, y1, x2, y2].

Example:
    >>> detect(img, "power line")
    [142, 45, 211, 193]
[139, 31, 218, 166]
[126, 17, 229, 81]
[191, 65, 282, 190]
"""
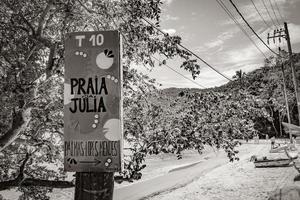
[107, 5, 206, 89]
[229, 0, 280, 57]
[268, 0, 281, 26]
[250, 0, 272, 29]
[150, 56, 207, 89]
[216, 0, 268, 59]
[261, 0, 278, 28]
[115, 0, 232, 82]
[273, 0, 285, 23]
[141, 17, 232, 81]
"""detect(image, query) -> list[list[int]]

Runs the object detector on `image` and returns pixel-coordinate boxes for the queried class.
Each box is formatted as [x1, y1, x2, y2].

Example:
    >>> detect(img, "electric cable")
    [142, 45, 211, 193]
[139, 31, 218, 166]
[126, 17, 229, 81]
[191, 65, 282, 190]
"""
[108, 5, 207, 88]
[261, 0, 278, 28]
[250, 0, 272, 29]
[229, 0, 281, 57]
[150, 55, 207, 89]
[268, 0, 281, 26]
[216, 0, 268, 59]
[273, 0, 285, 23]
[141, 17, 232, 81]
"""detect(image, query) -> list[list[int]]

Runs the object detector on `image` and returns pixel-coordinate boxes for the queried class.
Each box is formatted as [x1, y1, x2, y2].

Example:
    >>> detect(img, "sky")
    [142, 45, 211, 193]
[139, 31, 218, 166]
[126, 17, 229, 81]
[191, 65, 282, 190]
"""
[140, 0, 300, 89]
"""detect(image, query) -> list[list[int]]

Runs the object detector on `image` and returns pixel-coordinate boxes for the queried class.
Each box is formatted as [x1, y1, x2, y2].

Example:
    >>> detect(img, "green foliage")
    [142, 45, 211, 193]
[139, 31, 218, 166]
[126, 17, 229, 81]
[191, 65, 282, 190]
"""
[18, 186, 52, 200]
[215, 52, 300, 136]
[0, 0, 298, 198]
[119, 87, 271, 181]
[119, 52, 300, 181]
[0, 0, 201, 197]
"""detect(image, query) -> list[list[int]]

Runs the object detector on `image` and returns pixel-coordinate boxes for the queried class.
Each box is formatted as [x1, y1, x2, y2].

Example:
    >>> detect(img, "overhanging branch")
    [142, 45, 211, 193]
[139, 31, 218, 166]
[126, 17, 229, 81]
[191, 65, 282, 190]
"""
[0, 152, 74, 191]
[36, 0, 53, 36]
[46, 44, 56, 78]
[0, 108, 32, 152]
[0, 178, 74, 191]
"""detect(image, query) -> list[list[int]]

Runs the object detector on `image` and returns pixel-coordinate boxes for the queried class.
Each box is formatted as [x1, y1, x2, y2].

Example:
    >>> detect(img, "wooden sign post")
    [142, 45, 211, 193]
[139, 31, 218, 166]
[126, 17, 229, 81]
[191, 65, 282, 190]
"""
[64, 31, 123, 200]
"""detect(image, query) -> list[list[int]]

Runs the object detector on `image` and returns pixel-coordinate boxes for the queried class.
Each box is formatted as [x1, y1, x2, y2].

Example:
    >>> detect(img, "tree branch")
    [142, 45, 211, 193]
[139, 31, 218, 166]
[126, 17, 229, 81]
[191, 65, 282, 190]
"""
[17, 153, 31, 180]
[36, 0, 53, 36]
[29, 35, 53, 48]
[0, 178, 74, 191]
[21, 178, 74, 188]
[25, 45, 37, 62]
[0, 55, 62, 152]
[0, 153, 74, 190]
[0, 52, 14, 68]
[46, 44, 56, 78]
[0, 108, 32, 152]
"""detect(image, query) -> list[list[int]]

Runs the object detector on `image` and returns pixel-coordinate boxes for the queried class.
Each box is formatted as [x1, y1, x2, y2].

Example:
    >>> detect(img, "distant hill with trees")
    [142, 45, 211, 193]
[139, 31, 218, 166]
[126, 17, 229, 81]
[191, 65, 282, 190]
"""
[159, 52, 300, 139]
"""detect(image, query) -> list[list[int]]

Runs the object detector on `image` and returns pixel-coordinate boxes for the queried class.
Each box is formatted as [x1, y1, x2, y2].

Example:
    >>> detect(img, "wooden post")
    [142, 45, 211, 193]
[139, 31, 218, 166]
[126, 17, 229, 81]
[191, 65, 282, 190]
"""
[284, 22, 300, 125]
[75, 172, 114, 200]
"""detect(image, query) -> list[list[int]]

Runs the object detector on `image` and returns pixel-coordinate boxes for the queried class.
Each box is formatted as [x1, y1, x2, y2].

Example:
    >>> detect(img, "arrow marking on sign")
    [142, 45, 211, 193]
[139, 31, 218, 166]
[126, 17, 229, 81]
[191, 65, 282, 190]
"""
[79, 158, 101, 166]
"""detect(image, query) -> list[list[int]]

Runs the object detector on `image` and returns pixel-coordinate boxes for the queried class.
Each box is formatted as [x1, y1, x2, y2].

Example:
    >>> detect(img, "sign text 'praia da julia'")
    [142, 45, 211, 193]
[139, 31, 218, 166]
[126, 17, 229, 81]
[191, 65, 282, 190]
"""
[64, 31, 123, 172]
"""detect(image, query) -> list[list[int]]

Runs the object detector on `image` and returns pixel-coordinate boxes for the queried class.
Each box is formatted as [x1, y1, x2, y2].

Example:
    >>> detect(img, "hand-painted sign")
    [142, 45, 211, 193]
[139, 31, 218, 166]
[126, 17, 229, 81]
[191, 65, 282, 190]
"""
[64, 31, 123, 172]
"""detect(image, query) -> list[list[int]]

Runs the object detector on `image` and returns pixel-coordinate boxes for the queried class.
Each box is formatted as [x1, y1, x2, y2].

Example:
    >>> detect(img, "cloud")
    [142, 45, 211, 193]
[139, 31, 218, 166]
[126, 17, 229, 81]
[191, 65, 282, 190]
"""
[195, 28, 239, 55]
[223, 61, 261, 75]
[218, 23, 289, 66]
[156, 22, 299, 88]
[211, 23, 300, 72]
[193, 20, 299, 85]
[163, 14, 179, 21]
[162, 28, 177, 35]
[224, 45, 262, 64]
[288, 23, 300, 44]
[178, 31, 196, 43]
[207, 29, 238, 48]
[162, 0, 174, 6]
[219, 0, 290, 27]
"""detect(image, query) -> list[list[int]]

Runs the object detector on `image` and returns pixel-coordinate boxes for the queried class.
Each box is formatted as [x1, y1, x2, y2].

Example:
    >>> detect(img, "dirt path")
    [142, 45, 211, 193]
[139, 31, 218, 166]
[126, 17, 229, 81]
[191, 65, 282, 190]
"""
[114, 143, 268, 200]
[145, 142, 299, 200]
[1, 141, 293, 200]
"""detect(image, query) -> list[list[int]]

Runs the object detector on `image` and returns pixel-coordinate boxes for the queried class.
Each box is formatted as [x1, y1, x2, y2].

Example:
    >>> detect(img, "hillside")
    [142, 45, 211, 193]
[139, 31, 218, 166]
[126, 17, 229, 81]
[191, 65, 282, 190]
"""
[161, 53, 300, 103]
[158, 52, 300, 138]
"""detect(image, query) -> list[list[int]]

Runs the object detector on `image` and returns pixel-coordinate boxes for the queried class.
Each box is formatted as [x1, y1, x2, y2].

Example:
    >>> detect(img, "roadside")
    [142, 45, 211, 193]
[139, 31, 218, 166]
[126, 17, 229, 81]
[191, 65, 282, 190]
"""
[1, 140, 293, 200]
[145, 142, 299, 200]
[115, 145, 218, 188]
[114, 142, 267, 200]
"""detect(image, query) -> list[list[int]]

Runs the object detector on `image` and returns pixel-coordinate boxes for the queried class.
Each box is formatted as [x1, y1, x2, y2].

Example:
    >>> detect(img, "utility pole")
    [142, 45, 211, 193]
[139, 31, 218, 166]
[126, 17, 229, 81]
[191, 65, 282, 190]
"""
[279, 48, 292, 142]
[284, 22, 300, 125]
[267, 22, 300, 126]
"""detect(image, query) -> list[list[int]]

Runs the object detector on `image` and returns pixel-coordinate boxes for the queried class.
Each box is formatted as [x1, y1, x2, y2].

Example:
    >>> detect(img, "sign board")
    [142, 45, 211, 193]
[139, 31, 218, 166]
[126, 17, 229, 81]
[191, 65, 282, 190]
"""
[64, 31, 123, 172]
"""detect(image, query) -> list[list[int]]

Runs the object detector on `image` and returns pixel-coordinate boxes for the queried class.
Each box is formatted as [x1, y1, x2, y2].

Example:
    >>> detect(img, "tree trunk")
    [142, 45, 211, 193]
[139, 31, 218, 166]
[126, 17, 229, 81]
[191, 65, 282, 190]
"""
[75, 172, 114, 200]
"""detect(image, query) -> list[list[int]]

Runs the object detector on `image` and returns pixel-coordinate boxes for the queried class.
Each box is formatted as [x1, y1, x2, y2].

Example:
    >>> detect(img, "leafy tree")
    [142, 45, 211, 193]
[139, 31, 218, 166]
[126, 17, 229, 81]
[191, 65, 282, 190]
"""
[232, 69, 246, 89]
[0, 0, 203, 198]
[1, 0, 295, 199]
[216, 51, 300, 137]
[120, 88, 272, 182]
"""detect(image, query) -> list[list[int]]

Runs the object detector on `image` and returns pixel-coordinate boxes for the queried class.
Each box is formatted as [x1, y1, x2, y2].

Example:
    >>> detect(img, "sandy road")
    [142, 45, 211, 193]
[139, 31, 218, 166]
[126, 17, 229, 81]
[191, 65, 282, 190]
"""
[144, 142, 300, 200]
[1, 141, 288, 200]
[114, 142, 268, 200]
